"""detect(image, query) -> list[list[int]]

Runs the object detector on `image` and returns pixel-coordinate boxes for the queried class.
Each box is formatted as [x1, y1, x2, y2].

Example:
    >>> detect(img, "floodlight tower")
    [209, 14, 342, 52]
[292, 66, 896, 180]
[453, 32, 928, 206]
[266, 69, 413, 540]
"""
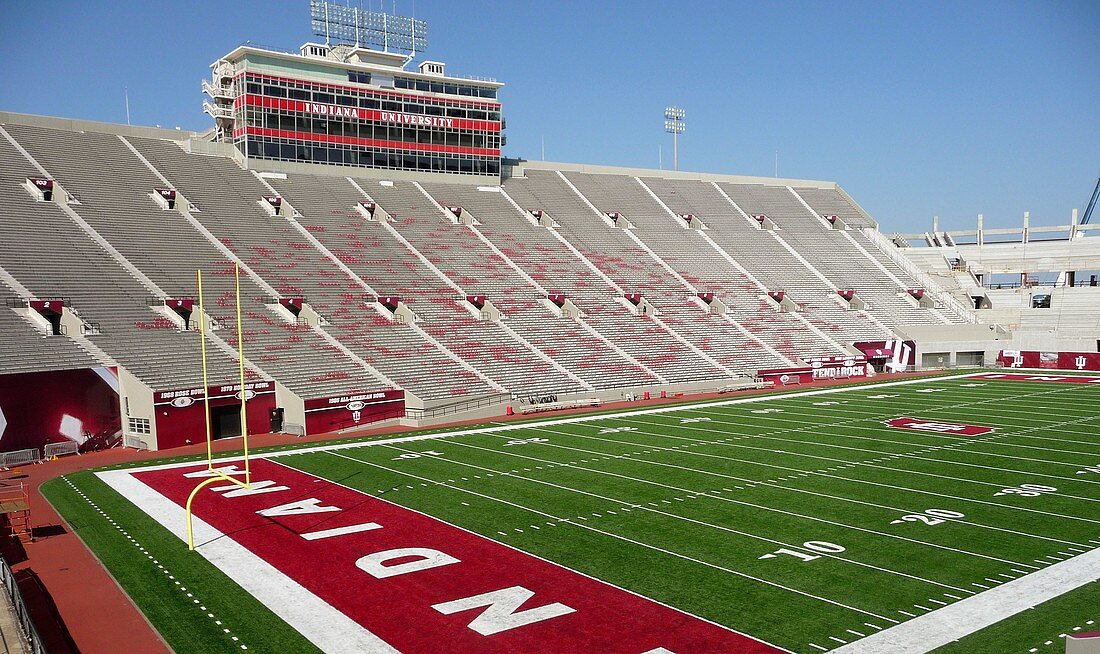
[664, 106, 686, 171]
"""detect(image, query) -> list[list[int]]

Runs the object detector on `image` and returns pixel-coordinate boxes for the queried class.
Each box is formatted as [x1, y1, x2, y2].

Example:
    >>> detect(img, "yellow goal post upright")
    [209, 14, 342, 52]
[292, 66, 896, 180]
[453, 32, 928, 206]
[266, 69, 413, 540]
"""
[185, 263, 253, 551]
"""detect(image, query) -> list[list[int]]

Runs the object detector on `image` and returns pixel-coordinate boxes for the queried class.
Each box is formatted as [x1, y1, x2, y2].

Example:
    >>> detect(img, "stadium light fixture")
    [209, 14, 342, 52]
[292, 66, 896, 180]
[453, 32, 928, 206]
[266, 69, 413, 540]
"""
[310, 0, 429, 61]
[664, 106, 686, 171]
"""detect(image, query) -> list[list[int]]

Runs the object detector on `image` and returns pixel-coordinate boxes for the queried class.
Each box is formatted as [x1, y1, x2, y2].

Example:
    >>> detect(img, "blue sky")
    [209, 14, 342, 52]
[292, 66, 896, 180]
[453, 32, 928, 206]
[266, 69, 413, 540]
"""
[1, 1, 1096, 233]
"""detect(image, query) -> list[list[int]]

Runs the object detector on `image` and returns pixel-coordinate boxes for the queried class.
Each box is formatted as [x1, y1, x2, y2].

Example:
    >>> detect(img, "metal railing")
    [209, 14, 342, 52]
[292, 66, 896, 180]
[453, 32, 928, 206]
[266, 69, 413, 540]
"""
[42, 442, 79, 459]
[122, 434, 149, 450]
[0, 557, 47, 654]
[0, 449, 39, 467]
[861, 228, 978, 322]
[405, 394, 510, 420]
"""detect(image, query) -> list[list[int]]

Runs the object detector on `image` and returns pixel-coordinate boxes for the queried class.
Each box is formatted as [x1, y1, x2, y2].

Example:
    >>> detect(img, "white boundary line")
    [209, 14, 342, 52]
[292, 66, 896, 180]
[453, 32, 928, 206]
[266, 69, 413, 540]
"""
[95, 470, 400, 654]
[830, 545, 1100, 654]
[119, 374, 979, 475]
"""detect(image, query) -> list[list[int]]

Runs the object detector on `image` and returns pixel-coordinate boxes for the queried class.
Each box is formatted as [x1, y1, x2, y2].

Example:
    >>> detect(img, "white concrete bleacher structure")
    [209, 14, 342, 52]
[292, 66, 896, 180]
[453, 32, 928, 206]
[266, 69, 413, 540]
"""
[0, 114, 971, 418]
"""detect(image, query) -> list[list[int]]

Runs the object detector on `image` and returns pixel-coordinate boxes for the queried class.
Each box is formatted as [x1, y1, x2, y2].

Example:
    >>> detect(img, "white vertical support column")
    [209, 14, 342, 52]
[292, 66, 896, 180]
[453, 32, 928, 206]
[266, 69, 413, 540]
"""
[1022, 211, 1030, 244]
[1071, 208, 1079, 239]
[932, 214, 939, 234]
[977, 213, 985, 247]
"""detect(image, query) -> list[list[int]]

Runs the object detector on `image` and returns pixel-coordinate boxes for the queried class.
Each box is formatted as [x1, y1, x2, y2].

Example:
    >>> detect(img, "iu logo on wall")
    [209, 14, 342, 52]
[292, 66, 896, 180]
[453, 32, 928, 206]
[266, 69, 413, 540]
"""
[886, 417, 995, 436]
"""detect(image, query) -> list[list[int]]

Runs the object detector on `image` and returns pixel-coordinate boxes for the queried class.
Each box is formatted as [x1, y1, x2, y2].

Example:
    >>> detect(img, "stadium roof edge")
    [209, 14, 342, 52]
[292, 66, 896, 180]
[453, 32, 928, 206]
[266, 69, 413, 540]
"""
[0, 110, 843, 190]
[0, 110, 201, 142]
[508, 158, 838, 189]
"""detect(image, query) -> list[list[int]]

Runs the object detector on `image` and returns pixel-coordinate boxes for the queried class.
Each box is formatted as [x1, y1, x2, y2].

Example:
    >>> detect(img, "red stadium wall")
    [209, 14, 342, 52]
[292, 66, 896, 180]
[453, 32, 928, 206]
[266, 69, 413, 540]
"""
[996, 350, 1100, 371]
[304, 390, 405, 434]
[153, 381, 276, 450]
[0, 368, 121, 454]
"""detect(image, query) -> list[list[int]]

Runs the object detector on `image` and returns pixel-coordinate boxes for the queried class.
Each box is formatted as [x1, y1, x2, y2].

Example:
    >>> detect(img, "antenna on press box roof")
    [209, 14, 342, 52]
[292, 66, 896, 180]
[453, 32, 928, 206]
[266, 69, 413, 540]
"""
[310, 0, 428, 61]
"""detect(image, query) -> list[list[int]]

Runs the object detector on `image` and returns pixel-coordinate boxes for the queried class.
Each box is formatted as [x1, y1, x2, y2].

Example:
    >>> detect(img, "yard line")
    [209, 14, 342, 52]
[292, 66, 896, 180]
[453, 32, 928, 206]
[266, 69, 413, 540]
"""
[624, 411, 1100, 488]
[627, 412, 1100, 485]
[374, 442, 978, 593]
[536, 425, 1100, 526]
[607, 415, 1100, 505]
[696, 407, 1100, 467]
[521, 425, 1088, 547]
[321, 451, 898, 626]
[461, 433, 1035, 570]
[692, 384, 1100, 451]
[670, 407, 1100, 470]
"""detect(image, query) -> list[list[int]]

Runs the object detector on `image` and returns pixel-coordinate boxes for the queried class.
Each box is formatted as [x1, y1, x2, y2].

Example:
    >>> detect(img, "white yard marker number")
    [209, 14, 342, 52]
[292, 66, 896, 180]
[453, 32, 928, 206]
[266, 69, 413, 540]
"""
[504, 438, 549, 446]
[598, 427, 638, 434]
[679, 417, 712, 424]
[759, 541, 845, 562]
[1075, 464, 1100, 476]
[994, 484, 1057, 498]
[392, 450, 444, 460]
[890, 509, 965, 526]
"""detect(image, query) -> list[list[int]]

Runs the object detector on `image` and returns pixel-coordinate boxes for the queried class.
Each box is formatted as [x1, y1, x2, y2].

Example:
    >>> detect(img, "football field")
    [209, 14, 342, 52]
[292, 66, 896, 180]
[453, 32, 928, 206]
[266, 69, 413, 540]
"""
[45, 372, 1100, 653]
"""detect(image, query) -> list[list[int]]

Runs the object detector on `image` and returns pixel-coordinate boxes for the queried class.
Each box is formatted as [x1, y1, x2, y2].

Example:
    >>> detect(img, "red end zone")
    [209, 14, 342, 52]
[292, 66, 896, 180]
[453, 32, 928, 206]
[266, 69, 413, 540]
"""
[132, 459, 782, 654]
[970, 373, 1100, 384]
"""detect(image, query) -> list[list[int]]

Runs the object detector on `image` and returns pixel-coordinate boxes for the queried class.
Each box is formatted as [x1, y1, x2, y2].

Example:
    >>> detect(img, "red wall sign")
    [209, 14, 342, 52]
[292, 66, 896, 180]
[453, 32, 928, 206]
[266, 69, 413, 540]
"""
[758, 357, 868, 385]
[29, 299, 64, 314]
[238, 95, 502, 133]
[466, 295, 487, 309]
[153, 381, 276, 450]
[166, 298, 194, 312]
[303, 389, 405, 434]
[997, 350, 1100, 371]
[854, 340, 916, 372]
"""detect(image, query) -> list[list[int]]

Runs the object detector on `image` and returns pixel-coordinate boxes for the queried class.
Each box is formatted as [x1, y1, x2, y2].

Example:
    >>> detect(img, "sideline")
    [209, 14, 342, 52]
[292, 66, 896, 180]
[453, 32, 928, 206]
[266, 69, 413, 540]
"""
[118, 373, 981, 475]
[830, 547, 1100, 653]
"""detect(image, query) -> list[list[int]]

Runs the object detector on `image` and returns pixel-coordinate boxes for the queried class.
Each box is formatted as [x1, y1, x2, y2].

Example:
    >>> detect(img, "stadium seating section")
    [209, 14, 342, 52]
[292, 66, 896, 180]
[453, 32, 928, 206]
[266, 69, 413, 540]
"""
[0, 121, 968, 408]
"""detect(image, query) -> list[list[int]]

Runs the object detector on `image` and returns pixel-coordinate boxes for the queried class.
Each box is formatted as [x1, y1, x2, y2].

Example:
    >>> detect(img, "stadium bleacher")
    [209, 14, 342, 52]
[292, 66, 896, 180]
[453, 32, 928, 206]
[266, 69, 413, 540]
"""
[0, 115, 967, 426]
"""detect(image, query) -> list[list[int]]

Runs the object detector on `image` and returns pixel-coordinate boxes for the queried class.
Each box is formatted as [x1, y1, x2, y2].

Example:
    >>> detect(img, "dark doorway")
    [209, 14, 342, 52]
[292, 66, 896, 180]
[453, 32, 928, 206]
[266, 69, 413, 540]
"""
[211, 404, 242, 439]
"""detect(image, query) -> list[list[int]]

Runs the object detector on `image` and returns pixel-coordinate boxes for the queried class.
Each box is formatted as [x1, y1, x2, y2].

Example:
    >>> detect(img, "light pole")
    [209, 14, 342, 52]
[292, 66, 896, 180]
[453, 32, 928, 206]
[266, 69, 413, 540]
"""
[664, 106, 685, 171]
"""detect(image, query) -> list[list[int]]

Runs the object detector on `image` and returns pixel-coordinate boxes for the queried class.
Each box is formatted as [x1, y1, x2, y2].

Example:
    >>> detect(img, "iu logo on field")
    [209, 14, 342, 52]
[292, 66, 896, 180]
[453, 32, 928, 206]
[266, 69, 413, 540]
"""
[886, 417, 995, 436]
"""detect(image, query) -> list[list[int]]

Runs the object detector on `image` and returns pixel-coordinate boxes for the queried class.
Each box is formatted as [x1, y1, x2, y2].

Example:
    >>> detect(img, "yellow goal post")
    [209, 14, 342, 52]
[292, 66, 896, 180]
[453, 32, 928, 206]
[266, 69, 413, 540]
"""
[185, 263, 253, 550]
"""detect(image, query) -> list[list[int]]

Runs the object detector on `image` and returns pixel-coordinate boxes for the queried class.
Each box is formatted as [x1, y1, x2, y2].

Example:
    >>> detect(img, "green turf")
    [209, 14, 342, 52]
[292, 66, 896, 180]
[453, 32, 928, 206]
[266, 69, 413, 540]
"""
[41, 473, 322, 654]
[45, 373, 1100, 653]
